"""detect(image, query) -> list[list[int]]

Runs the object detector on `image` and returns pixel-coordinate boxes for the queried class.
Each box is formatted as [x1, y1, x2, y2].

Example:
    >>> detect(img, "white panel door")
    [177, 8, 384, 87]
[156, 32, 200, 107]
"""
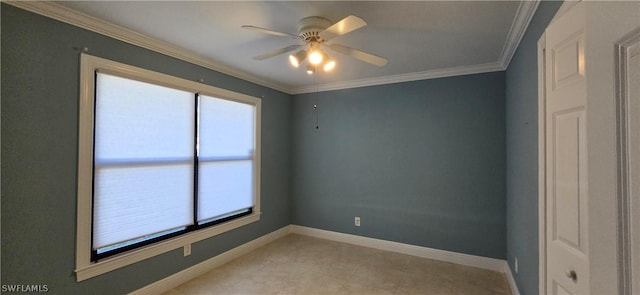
[545, 3, 589, 294]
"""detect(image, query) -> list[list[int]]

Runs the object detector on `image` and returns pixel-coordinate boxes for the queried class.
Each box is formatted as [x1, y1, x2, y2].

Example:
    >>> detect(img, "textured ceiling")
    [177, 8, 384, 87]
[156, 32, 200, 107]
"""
[24, 1, 533, 93]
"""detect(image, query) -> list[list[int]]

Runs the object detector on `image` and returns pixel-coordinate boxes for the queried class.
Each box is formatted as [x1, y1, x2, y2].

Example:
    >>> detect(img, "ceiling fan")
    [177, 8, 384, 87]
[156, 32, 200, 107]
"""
[242, 15, 388, 74]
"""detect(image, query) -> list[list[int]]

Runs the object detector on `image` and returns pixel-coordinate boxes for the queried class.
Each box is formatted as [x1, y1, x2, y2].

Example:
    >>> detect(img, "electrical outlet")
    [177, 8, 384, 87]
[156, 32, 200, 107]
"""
[515, 257, 518, 274]
[184, 244, 191, 256]
[355, 216, 361, 227]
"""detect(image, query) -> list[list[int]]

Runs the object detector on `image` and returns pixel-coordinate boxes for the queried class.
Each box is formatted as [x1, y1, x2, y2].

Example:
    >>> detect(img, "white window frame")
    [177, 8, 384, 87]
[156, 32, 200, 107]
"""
[75, 54, 261, 281]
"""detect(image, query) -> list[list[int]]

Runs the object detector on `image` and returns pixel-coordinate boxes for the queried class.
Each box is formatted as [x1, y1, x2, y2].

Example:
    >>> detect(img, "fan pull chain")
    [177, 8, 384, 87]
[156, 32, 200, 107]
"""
[314, 102, 318, 129]
[314, 65, 319, 130]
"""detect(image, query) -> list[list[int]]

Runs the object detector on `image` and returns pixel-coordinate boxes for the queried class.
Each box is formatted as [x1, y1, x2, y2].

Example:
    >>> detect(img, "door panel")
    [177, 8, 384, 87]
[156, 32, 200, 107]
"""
[554, 281, 572, 295]
[552, 108, 586, 251]
[545, 3, 589, 294]
[552, 33, 585, 90]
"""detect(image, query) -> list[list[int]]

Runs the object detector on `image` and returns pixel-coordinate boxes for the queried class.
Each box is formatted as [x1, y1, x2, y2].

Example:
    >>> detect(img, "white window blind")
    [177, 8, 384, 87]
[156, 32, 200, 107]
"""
[92, 73, 195, 251]
[197, 95, 255, 223]
[77, 54, 261, 280]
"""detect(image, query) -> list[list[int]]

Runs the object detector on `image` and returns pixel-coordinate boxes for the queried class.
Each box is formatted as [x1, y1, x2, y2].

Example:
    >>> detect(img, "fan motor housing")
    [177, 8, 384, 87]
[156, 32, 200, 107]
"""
[298, 16, 331, 42]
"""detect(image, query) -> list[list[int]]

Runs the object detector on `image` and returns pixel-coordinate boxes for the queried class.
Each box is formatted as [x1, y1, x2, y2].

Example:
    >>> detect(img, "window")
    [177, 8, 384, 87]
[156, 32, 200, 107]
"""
[76, 54, 261, 281]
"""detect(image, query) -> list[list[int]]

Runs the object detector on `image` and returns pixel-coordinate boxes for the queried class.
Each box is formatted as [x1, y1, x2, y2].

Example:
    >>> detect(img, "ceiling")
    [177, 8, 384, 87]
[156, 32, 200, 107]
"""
[14, 1, 539, 94]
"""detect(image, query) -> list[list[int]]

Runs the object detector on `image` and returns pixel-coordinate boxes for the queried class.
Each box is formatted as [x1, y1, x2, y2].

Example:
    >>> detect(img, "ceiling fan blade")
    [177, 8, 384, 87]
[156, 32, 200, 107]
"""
[319, 15, 367, 41]
[241, 25, 299, 39]
[253, 45, 302, 60]
[329, 43, 388, 66]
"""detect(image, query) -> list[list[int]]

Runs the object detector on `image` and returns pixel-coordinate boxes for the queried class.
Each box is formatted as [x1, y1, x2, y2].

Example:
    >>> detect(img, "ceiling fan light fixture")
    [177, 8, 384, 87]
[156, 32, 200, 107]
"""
[308, 49, 324, 65]
[306, 65, 316, 75]
[245, 15, 388, 74]
[323, 59, 336, 72]
[289, 50, 307, 68]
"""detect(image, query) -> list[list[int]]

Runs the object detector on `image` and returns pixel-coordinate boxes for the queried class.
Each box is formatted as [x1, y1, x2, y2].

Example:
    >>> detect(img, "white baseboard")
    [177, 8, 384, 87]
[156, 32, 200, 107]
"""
[290, 225, 507, 272]
[132, 225, 517, 294]
[128, 226, 291, 295]
[506, 263, 521, 295]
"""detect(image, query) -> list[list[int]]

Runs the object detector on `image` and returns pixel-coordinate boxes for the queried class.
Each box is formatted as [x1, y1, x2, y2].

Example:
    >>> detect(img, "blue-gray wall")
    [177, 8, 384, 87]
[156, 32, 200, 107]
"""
[292, 72, 507, 259]
[1, 4, 292, 294]
[3, 1, 567, 293]
[505, 1, 562, 294]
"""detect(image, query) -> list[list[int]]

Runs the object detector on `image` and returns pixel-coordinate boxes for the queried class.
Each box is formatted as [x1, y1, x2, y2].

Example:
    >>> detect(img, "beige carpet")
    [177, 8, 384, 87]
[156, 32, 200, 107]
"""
[163, 234, 511, 294]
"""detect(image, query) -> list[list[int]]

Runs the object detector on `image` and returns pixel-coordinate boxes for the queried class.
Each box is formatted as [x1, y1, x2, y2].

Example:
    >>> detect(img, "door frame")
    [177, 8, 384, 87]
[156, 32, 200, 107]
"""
[615, 27, 640, 295]
[537, 30, 547, 294]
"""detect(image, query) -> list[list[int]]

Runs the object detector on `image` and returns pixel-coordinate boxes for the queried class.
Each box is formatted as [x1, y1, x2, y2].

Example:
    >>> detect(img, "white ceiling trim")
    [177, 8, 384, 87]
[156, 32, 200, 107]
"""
[292, 0, 540, 94]
[6, 0, 540, 95]
[290, 62, 504, 94]
[5, 1, 290, 94]
[498, 0, 541, 68]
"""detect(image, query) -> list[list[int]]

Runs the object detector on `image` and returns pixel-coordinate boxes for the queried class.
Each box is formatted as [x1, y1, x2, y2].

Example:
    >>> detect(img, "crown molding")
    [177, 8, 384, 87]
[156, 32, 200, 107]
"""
[6, 0, 539, 95]
[498, 0, 541, 68]
[290, 62, 504, 94]
[296, 0, 539, 94]
[4, 1, 291, 94]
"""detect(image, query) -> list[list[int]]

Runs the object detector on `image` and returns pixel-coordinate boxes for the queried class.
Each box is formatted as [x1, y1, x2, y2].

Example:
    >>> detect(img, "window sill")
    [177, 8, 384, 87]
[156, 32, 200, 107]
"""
[75, 212, 260, 282]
